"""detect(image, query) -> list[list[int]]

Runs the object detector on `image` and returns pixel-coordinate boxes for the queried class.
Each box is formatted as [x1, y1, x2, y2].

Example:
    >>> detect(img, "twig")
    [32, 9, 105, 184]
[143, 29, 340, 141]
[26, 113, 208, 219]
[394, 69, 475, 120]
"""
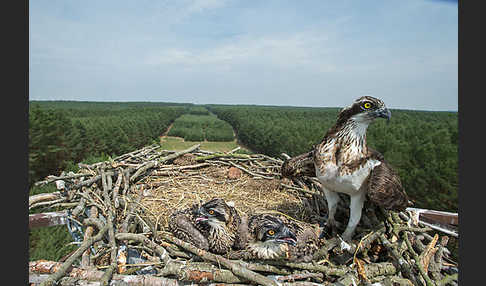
[130, 144, 200, 182]
[39, 224, 109, 286]
[281, 183, 322, 196]
[112, 170, 123, 209]
[115, 233, 172, 265]
[100, 169, 118, 286]
[228, 161, 275, 179]
[236, 260, 291, 275]
[159, 261, 246, 283]
[378, 233, 418, 285]
[437, 273, 458, 286]
[263, 261, 348, 277]
[276, 272, 324, 282]
[81, 206, 99, 268]
[195, 153, 252, 161]
[29, 198, 67, 210]
[404, 232, 435, 286]
[34, 173, 91, 186]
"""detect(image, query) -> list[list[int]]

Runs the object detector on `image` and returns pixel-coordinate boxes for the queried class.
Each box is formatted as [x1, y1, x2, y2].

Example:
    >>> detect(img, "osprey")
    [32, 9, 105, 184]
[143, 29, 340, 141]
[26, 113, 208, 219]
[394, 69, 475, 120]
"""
[313, 96, 410, 241]
[168, 198, 247, 254]
[239, 213, 298, 260]
[233, 213, 321, 262]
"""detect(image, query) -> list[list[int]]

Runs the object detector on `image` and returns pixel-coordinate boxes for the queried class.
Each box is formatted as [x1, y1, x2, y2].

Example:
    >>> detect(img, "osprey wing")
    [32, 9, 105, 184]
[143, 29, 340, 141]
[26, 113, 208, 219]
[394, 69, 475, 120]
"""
[367, 156, 410, 211]
[168, 206, 210, 251]
[281, 150, 316, 178]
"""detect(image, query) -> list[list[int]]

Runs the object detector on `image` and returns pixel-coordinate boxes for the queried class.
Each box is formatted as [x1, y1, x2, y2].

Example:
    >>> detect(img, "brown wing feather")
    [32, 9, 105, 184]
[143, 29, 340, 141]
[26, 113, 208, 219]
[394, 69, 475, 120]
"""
[168, 206, 210, 250]
[281, 150, 316, 178]
[367, 158, 410, 211]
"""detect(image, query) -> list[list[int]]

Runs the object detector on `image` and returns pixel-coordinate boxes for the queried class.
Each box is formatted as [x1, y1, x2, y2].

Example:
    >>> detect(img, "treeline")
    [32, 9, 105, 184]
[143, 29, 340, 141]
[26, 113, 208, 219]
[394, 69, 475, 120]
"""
[208, 105, 458, 212]
[168, 113, 235, 142]
[29, 102, 187, 187]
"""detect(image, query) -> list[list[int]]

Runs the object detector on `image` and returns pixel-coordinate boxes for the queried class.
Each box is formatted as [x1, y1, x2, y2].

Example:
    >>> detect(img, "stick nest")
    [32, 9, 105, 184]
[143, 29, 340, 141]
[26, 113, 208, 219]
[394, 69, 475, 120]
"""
[29, 144, 458, 286]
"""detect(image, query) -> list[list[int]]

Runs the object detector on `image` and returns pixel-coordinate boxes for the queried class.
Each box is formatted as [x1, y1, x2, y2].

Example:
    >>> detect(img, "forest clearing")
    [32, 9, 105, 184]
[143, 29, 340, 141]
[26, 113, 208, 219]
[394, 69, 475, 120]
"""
[160, 136, 248, 153]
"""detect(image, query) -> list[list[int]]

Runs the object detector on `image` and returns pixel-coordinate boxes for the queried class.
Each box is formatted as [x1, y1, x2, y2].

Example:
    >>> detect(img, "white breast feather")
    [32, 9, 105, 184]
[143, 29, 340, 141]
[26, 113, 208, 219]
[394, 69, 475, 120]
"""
[317, 159, 381, 195]
[248, 241, 287, 259]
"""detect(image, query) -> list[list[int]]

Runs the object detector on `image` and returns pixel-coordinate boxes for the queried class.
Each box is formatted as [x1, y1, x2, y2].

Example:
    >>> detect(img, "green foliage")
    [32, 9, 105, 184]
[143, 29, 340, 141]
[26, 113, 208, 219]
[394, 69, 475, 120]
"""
[29, 226, 78, 261]
[188, 106, 211, 115]
[29, 184, 59, 198]
[29, 106, 71, 187]
[28, 102, 186, 187]
[29, 184, 78, 261]
[208, 105, 458, 212]
[168, 113, 235, 142]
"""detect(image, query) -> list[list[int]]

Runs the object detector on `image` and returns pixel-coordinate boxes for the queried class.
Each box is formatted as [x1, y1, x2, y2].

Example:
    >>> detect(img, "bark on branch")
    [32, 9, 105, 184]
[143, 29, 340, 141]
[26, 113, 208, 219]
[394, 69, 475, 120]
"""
[158, 232, 279, 286]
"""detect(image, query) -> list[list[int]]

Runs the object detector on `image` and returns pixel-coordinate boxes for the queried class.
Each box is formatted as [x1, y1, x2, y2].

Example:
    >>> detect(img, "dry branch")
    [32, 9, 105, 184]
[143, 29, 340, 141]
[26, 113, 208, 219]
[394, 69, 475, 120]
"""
[100, 169, 118, 286]
[30, 261, 184, 286]
[159, 261, 247, 283]
[115, 233, 172, 265]
[130, 144, 200, 182]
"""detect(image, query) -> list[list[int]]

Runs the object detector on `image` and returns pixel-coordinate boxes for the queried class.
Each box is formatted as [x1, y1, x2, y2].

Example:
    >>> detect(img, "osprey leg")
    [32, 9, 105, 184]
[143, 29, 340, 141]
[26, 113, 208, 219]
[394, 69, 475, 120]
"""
[341, 191, 366, 241]
[320, 188, 341, 238]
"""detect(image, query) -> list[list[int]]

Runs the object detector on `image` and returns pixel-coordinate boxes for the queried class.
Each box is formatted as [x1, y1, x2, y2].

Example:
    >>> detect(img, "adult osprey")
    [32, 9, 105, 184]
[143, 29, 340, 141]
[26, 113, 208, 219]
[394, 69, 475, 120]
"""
[313, 96, 410, 241]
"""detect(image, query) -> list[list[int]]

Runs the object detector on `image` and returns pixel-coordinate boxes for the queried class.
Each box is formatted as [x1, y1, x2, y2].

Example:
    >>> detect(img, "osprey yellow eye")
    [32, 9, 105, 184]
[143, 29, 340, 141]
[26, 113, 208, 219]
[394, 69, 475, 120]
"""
[208, 210, 215, 215]
[363, 102, 372, 109]
[268, 229, 275, 235]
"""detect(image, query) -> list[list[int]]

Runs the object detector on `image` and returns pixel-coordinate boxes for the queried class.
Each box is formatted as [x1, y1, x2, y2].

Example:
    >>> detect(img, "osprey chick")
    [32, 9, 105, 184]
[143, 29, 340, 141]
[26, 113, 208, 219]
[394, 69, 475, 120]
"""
[314, 96, 410, 241]
[168, 198, 247, 254]
[234, 213, 321, 262]
[243, 213, 298, 260]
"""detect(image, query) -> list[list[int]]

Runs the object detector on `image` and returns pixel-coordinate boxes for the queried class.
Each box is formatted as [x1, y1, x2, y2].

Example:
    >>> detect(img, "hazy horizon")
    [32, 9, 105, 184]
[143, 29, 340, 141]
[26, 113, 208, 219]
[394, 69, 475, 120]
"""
[28, 98, 458, 113]
[30, 0, 458, 112]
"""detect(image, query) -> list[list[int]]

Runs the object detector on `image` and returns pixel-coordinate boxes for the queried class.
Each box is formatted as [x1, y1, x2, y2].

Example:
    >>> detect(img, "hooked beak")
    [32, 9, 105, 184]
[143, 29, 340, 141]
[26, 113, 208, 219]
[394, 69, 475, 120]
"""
[275, 227, 297, 246]
[374, 108, 391, 124]
[195, 207, 208, 223]
[195, 216, 208, 223]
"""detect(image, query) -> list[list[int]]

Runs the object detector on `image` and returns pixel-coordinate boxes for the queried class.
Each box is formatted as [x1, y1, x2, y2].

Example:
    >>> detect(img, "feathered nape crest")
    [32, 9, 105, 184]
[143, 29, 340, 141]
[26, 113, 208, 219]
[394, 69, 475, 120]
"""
[320, 96, 386, 153]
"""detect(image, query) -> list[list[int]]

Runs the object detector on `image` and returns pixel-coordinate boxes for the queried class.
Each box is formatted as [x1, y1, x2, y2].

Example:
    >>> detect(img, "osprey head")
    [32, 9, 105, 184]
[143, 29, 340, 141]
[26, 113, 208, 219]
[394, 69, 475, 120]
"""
[195, 198, 234, 228]
[338, 96, 391, 125]
[252, 215, 297, 247]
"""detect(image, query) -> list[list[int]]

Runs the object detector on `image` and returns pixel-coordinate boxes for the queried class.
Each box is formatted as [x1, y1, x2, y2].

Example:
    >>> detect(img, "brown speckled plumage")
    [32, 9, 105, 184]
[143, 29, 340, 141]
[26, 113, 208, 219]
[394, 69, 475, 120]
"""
[281, 151, 316, 178]
[314, 96, 410, 240]
[168, 198, 247, 255]
[282, 96, 411, 241]
[168, 204, 210, 251]
[235, 213, 322, 262]
[367, 159, 409, 211]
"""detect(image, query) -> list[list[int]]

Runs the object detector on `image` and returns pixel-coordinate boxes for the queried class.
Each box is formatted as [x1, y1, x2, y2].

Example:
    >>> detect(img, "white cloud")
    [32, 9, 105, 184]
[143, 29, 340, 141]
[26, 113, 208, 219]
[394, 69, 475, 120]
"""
[144, 31, 336, 73]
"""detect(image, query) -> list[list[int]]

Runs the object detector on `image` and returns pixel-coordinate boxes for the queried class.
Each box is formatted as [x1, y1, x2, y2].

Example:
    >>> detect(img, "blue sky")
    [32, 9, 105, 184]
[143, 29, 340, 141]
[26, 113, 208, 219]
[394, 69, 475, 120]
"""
[29, 0, 457, 111]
